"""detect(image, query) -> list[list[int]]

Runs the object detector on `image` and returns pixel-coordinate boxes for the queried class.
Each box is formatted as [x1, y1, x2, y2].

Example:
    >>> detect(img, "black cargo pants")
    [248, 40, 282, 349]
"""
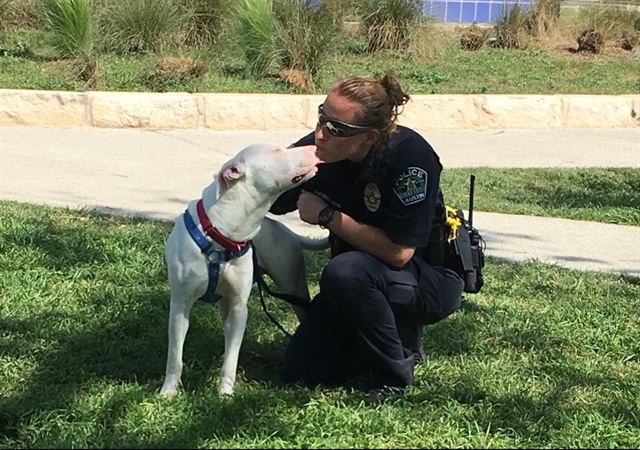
[281, 251, 464, 389]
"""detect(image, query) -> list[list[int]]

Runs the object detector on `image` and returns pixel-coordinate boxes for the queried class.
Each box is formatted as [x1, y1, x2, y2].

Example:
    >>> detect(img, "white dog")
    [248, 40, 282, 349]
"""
[160, 143, 321, 397]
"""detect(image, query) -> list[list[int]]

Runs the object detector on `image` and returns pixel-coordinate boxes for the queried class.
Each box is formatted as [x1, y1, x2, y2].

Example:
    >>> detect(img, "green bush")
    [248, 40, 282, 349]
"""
[235, 0, 277, 76]
[362, 0, 422, 52]
[43, 0, 94, 59]
[525, 0, 562, 37]
[43, 0, 97, 84]
[273, 0, 337, 83]
[100, 0, 188, 55]
[494, 3, 529, 49]
[182, 0, 230, 47]
[577, 4, 640, 41]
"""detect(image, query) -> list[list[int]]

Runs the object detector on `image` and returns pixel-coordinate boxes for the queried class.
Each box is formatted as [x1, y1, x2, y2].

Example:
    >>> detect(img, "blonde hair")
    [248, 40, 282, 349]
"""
[330, 72, 410, 144]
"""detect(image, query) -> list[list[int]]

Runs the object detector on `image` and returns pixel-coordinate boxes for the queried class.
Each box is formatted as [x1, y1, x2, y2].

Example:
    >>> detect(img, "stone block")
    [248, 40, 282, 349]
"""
[0, 89, 87, 127]
[475, 95, 563, 128]
[203, 94, 323, 130]
[90, 92, 199, 128]
[562, 95, 639, 128]
[400, 95, 480, 129]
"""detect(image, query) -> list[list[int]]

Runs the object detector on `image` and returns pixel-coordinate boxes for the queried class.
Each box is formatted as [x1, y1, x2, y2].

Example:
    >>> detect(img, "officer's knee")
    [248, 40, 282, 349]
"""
[322, 251, 377, 288]
[438, 273, 464, 319]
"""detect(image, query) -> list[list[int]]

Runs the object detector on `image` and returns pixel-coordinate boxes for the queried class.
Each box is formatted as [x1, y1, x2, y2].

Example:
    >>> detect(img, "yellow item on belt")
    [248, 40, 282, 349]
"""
[444, 205, 462, 242]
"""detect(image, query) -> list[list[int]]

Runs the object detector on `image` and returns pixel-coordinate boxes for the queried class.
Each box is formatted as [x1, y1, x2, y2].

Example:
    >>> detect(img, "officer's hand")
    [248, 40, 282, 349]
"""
[297, 190, 327, 225]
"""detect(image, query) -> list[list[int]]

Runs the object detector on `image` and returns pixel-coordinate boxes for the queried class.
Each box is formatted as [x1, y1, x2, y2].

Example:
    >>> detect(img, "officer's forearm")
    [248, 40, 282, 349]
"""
[324, 211, 414, 267]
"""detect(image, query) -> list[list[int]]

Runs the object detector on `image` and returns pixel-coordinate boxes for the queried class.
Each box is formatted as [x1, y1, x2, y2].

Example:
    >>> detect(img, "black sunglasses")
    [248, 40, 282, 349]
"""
[317, 104, 374, 137]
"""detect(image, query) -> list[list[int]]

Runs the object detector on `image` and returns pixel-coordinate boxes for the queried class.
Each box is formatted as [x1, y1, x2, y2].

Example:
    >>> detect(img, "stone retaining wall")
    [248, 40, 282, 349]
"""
[1, 89, 638, 130]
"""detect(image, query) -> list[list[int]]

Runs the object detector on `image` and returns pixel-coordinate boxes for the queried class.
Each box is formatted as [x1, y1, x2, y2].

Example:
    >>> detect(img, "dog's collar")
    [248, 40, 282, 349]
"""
[196, 199, 250, 253]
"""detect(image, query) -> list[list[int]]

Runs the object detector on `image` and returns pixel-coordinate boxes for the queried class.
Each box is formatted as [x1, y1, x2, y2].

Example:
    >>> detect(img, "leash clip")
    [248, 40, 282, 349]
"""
[206, 249, 226, 264]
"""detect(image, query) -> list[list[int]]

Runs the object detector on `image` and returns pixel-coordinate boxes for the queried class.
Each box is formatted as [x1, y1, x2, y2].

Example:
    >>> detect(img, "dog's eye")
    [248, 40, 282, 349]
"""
[291, 174, 305, 184]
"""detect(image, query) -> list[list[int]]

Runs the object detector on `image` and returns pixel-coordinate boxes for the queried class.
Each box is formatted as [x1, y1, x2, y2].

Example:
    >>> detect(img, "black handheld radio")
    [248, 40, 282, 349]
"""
[463, 175, 485, 293]
[423, 175, 485, 294]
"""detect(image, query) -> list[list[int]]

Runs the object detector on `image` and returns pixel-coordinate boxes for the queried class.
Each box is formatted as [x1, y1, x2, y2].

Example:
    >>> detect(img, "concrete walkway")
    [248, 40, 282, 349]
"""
[1, 126, 639, 276]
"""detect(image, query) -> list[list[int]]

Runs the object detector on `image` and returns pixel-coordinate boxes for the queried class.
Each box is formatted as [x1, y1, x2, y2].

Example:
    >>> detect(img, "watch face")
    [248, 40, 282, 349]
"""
[319, 206, 334, 226]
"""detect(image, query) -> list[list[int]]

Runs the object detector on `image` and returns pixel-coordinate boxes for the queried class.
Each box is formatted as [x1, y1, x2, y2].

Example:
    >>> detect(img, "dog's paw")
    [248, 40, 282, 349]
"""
[160, 389, 178, 399]
[159, 383, 179, 399]
[217, 379, 235, 396]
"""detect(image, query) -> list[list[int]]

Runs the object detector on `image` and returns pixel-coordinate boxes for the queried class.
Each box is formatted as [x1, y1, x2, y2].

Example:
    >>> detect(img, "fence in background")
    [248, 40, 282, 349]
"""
[422, 0, 532, 23]
[421, 0, 639, 24]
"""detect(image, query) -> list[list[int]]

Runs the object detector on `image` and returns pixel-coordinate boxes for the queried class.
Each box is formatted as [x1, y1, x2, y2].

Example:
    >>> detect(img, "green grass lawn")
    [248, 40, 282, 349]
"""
[1, 200, 638, 448]
[442, 168, 640, 226]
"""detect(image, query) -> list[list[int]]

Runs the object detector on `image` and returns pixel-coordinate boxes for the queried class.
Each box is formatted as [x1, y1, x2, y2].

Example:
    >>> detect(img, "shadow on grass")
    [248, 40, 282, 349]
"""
[498, 168, 640, 217]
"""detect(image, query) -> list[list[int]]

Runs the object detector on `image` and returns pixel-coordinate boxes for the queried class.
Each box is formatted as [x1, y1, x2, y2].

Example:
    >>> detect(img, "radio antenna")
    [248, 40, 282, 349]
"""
[468, 174, 475, 228]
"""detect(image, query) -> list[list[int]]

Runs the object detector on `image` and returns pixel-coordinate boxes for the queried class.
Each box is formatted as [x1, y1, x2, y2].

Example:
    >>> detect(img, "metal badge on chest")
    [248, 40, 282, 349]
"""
[364, 182, 381, 212]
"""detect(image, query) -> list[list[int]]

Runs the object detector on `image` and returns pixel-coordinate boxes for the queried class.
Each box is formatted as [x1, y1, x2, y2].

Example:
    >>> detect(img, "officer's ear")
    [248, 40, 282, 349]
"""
[365, 128, 381, 147]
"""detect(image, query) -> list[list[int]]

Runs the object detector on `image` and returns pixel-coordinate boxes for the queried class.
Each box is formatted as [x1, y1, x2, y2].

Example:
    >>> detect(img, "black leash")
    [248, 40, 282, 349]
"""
[252, 247, 310, 338]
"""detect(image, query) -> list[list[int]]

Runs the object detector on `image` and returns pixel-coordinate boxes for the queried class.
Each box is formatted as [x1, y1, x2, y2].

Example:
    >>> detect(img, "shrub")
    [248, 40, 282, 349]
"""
[43, 0, 98, 85]
[235, 0, 277, 76]
[321, 0, 364, 24]
[459, 25, 486, 51]
[525, 0, 561, 37]
[410, 20, 452, 61]
[576, 4, 640, 42]
[618, 31, 638, 51]
[273, 0, 337, 88]
[232, 0, 337, 88]
[43, 0, 94, 59]
[577, 28, 605, 53]
[101, 0, 187, 54]
[143, 56, 207, 92]
[362, 0, 422, 52]
[0, 0, 42, 31]
[182, 0, 229, 47]
[494, 3, 529, 49]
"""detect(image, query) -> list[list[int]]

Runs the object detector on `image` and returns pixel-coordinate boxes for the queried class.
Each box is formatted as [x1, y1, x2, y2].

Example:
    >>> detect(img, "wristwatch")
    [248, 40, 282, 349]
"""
[317, 206, 336, 229]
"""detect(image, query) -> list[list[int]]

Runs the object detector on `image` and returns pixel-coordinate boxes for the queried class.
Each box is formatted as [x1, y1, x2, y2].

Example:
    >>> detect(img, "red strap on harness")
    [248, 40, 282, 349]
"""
[196, 199, 249, 253]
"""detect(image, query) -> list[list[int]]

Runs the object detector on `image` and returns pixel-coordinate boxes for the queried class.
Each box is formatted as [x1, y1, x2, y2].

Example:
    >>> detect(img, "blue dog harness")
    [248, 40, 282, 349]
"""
[182, 200, 252, 304]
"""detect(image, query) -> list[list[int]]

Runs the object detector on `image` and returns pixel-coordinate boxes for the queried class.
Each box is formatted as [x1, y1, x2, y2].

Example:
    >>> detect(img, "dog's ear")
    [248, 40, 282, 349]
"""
[217, 161, 246, 193]
[222, 163, 245, 182]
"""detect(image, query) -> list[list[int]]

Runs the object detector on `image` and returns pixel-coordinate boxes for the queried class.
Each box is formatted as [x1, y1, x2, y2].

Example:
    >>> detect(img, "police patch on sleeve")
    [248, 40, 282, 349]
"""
[393, 167, 427, 206]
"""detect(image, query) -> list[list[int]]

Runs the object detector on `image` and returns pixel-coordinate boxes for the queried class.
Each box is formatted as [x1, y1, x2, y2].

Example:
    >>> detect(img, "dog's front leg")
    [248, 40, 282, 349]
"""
[160, 293, 195, 398]
[217, 294, 249, 395]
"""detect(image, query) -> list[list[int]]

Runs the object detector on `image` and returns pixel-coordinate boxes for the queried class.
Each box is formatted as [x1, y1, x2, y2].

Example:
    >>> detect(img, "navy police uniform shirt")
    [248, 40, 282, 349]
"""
[271, 126, 443, 251]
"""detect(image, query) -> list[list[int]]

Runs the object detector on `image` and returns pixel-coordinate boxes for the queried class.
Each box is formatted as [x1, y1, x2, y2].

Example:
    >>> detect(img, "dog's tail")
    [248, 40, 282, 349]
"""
[297, 235, 330, 251]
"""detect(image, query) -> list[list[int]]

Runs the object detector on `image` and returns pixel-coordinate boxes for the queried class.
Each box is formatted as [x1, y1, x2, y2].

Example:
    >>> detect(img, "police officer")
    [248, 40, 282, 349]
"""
[270, 73, 464, 401]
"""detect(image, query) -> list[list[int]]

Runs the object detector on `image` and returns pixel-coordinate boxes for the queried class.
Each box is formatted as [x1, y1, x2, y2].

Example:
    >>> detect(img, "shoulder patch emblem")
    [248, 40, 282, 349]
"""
[393, 167, 427, 206]
[364, 182, 381, 212]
